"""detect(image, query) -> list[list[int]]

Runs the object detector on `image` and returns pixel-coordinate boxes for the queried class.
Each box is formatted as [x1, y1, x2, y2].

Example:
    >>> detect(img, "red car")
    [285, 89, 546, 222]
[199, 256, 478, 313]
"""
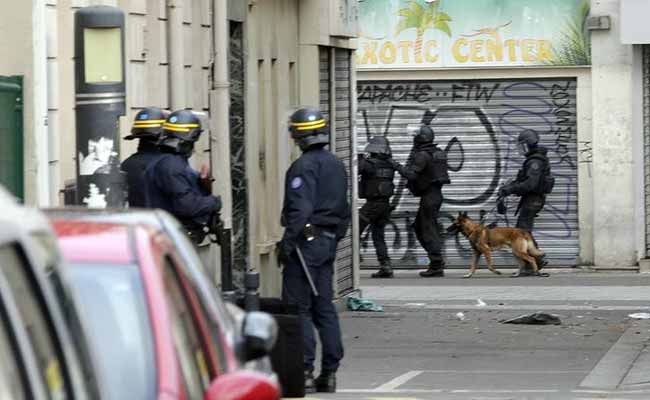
[51, 219, 280, 400]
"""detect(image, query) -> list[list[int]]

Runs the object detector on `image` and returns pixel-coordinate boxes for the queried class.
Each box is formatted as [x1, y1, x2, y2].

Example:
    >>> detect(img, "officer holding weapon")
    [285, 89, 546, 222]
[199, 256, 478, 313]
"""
[392, 126, 450, 278]
[358, 136, 398, 278]
[144, 110, 222, 244]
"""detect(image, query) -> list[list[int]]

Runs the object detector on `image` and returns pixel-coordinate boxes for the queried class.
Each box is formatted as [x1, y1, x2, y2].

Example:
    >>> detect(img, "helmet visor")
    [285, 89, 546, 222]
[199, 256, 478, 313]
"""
[518, 142, 528, 156]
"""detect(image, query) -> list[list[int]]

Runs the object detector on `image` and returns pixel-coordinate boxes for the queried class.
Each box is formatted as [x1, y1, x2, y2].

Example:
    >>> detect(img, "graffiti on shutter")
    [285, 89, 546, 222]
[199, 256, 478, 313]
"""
[357, 78, 579, 268]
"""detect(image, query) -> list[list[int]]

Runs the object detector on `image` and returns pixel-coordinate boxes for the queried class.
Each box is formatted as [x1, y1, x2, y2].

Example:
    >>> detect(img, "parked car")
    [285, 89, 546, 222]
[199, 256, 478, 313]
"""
[50, 217, 280, 400]
[44, 207, 273, 374]
[0, 187, 95, 399]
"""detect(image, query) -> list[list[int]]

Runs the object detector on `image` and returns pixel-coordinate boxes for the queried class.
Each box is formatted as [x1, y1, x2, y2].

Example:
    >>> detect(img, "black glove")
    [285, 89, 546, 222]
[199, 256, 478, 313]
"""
[496, 196, 507, 215]
[498, 186, 509, 198]
[276, 240, 294, 267]
[207, 212, 223, 245]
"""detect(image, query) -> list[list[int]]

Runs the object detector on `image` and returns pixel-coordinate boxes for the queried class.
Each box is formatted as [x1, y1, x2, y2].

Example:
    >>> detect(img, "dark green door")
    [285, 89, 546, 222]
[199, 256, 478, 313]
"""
[0, 76, 23, 200]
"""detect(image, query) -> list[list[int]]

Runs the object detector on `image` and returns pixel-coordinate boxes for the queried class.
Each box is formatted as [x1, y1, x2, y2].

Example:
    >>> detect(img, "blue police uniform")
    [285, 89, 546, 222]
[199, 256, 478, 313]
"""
[145, 153, 221, 237]
[121, 140, 162, 208]
[280, 147, 350, 375]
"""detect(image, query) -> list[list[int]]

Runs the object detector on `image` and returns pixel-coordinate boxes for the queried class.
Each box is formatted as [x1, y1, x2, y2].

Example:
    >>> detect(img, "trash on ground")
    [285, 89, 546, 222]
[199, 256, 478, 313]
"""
[455, 312, 466, 321]
[628, 313, 650, 320]
[500, 312, 561, 325]
[346, 297, 383, 312]
[476, 299, 487, 307]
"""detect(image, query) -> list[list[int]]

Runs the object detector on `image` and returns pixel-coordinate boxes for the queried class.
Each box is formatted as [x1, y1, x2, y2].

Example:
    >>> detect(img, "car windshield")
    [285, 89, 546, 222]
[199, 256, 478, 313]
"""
[65, 263, 156, 400]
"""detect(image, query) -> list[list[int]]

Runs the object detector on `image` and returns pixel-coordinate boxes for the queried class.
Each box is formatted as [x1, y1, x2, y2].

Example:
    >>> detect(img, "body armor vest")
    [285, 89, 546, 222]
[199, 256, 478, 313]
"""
[409, 146, 450, 196]
[359, 158, 395, 199]
[517, 152, 554, 195]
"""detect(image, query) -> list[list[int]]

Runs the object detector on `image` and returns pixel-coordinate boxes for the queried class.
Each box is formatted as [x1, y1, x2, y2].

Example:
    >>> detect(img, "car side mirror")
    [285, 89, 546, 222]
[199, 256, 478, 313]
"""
[204, 371, 279, 400]
[242, 311, 277, 361]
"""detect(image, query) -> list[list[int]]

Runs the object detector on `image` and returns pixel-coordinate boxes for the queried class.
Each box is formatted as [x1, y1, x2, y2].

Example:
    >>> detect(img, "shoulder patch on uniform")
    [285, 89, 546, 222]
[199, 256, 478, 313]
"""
[531, 162, 541, 170]
[291, 177, 304, 189]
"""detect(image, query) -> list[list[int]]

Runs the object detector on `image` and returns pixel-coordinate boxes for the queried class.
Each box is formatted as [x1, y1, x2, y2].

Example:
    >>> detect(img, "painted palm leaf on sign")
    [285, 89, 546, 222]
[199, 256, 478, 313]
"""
[396, 0, 452, 60]
[548, 0, 591, 65]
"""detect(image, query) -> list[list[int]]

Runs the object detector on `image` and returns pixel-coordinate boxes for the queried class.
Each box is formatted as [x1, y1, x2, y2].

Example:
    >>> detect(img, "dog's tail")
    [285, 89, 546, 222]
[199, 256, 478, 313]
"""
[526, 236, 544, 257]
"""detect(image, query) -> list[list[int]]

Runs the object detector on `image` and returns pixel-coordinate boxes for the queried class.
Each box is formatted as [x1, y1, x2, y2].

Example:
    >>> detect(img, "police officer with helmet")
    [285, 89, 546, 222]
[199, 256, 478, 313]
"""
[358, 136, 397, 278]
[121, 107, 169, 207]
[392, 125, 450, 277]
[276, 107, 349, 393]
[144, 109, 222, 244]
[498, 130, 553, 277]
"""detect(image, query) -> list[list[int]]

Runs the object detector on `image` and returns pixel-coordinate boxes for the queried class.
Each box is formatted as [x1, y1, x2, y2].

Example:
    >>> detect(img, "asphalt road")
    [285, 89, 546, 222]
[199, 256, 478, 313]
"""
[291, 270, 650, 400]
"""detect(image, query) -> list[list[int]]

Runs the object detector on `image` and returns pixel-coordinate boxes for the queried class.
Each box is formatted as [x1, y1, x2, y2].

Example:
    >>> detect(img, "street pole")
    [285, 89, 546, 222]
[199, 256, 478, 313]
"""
[74, 6, 126, 208]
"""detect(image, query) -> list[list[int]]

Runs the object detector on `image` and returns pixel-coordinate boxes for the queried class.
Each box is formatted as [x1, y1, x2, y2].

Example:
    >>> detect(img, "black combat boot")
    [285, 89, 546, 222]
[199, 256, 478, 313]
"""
[419, 259, 444, 278]
[304, 370, 316, 393]
[371, 261, 394, 278]
[315, 370, 336, 393]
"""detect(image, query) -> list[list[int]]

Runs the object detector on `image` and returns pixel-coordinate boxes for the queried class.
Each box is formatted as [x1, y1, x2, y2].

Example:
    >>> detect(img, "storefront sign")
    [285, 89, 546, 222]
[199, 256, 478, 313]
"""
[357, 0, 590, 69]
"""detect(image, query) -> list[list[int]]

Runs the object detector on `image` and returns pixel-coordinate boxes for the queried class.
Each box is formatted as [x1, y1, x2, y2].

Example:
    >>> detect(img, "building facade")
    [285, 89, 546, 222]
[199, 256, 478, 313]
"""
[0, 0, 360, 296]
[355, 0, 643, 269]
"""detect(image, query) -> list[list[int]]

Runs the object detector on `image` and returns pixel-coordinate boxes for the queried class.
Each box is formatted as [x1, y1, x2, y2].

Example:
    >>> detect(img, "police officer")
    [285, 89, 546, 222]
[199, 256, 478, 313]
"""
[145, 110, 221, 243]
[358, 136, 397, 278]
[277, 107, 349, 393]
[498, 130, 553, 277]
[121, 107, 169, 207]
[392, 126, 450, 277]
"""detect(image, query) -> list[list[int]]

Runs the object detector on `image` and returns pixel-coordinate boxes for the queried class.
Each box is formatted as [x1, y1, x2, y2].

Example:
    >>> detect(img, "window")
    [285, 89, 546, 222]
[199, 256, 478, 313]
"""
[66, 262, 156, 400]
[163, 257, 212, 399]
[0, 244, 72, 400]
[0, 305, 28, 399]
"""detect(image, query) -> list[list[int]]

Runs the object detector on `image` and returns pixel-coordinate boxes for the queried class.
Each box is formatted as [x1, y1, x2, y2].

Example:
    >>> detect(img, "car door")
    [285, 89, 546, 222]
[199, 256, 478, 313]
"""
[161, 253, 223, 399]
[0, 241, 74, 400]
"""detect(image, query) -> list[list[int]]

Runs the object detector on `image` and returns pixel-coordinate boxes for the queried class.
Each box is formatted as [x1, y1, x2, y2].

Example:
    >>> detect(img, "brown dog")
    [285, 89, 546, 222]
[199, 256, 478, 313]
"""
[447, 212, 545, 278]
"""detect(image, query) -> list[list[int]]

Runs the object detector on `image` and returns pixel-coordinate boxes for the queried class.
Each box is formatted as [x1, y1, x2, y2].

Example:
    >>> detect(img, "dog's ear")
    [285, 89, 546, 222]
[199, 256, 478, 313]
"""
[462, 211, 468, 217]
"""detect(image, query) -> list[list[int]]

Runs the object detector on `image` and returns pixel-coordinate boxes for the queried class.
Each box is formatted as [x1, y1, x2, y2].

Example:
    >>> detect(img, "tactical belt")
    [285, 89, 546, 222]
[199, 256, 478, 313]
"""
[304, 224, 337, 240]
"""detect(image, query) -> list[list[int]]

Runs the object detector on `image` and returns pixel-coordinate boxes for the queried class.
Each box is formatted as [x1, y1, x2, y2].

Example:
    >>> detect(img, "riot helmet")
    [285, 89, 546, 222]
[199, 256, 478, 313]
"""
[158, 110, 203, 157]
[125, 107, 170, 141]
[518, 130, 539, 155]
[414, 126, 434, 147]
[288, 107, 329, 151]
[364, 136, 392, 158]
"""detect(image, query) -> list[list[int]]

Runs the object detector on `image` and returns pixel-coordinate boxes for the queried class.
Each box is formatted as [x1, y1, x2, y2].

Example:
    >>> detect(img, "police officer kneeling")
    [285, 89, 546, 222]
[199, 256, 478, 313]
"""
[276, 107, 349, 393]
[121, 107, 169, 207]
[498, 130, 553, 277]
[358, 136, 397, 278]
[145, 110, 222, 244]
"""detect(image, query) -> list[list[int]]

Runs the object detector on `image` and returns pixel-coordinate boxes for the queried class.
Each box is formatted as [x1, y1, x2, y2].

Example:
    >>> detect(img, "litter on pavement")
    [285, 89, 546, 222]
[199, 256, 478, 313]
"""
[346, 297, 384, 312]
[500, 312, 562, 325]
[455, 312, 466, 321]
[628, 312, 650, 319]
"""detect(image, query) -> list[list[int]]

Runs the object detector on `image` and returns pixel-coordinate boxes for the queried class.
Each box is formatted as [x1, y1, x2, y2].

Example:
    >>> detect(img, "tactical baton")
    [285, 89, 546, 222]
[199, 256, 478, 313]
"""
[295, 247, 319, 297]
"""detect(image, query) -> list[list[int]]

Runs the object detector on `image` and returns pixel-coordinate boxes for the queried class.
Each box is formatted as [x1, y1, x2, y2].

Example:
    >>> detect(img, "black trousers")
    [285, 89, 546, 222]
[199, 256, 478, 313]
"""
[414, 186, 444, 264]
[282, 235, 344, 373]
[359, 198, 392, 264]
[516, 194, 545, 268]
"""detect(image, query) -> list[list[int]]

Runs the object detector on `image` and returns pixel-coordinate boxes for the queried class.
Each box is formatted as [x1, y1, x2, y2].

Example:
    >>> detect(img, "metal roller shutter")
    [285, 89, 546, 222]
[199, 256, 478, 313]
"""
[334, 49, 354, 295]
[357, 78, 579, 268]
[644, 46, 650, 258]
[319, 47, 355, 295]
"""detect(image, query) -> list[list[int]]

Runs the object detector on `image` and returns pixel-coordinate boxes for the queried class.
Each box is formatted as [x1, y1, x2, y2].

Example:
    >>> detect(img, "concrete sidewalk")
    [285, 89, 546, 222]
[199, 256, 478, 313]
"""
[359, 269, 650, 303]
